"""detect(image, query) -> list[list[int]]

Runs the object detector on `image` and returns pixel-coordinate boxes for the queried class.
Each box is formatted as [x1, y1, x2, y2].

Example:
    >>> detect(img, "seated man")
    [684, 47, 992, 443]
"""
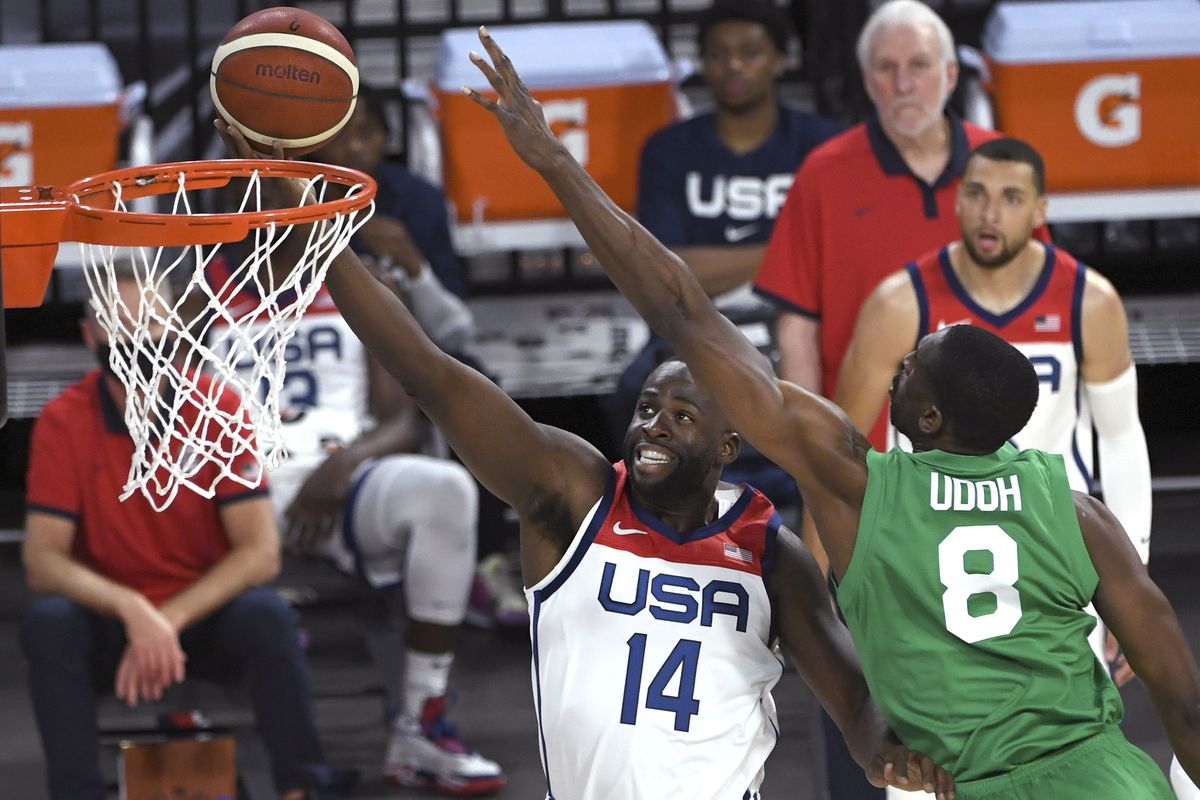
[313, 86, 529, 631]
[200, 207, 505, 795]
[606, 0, 841, 506]
[20, 266, 351, 800]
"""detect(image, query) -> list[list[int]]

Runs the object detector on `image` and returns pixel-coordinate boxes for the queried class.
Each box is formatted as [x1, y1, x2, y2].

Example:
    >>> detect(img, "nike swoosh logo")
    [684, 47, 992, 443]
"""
[724, 223, 759, 243]
[937, 318, 972, 330]
[613, 521, 649, 536]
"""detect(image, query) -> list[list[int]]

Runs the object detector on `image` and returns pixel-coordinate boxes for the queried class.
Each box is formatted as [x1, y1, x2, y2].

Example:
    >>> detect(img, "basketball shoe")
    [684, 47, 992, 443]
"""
[465, 552, 529, 629]
[384, 695, 506, 796]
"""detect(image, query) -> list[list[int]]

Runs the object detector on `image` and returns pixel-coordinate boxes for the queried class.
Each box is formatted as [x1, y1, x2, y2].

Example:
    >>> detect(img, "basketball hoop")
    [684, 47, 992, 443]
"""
[0, 159, 376, 510]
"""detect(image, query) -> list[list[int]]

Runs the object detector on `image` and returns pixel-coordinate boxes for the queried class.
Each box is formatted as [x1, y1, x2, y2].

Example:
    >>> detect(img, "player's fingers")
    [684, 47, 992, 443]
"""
[468, 50, 506, 97]
[214, 118, 255, 159]
[271, 140, 286, 160]
[462, 86, 501, 114]
[919, 755, 938, 793]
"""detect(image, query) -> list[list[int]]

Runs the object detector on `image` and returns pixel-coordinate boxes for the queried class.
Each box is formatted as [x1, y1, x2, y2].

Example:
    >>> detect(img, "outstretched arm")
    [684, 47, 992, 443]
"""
[465, 29, 870, 575]
[1076, 493, 1200, 783]
[772, 527, 955, 798]
[216, 122, 612, 583]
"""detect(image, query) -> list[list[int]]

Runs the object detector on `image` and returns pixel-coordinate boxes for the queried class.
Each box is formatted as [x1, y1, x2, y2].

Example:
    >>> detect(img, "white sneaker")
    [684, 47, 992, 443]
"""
[466, 553, 529, 629]
[384, 695, 506, 796]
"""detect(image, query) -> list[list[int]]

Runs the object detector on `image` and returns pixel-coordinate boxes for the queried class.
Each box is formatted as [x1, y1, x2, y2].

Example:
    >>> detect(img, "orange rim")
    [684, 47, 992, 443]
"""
[0, 159, 375, 307]
[62, 158, 376, 247]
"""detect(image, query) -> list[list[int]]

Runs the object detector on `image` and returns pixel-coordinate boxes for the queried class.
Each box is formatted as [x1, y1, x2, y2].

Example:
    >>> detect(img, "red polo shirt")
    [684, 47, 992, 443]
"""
[754, 113, 1017, 443]
[25, 369, 268, 605]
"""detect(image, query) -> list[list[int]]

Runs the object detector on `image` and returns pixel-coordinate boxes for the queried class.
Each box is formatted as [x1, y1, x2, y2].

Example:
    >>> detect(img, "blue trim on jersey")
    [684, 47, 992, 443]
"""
[340, 461, 384, 583]
[761, 510, 782, 642]
[1070, 263, 1093, 491]
[1071, 259, 1087, 365]
[906, 261, 929, 342]
[1072, 381, 1094, 493]
[938, 242, 1055, 328]
[216, 487, 269, 506]
[25, 502, 78, 522]
[530, 593, 555, 800]
[865, 111, 969, 219]
[537, 468, 618, 602]
[629, 486, 755, 544]
[751, 286, 820, 319]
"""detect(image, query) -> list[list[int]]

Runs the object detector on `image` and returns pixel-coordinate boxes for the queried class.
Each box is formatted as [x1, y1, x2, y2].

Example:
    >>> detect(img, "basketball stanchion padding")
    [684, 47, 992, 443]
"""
[0, 159, 376, 509]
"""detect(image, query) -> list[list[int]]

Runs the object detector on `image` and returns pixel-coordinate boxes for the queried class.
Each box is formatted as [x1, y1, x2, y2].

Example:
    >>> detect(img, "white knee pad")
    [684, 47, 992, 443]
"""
[339, 455, 478, 625]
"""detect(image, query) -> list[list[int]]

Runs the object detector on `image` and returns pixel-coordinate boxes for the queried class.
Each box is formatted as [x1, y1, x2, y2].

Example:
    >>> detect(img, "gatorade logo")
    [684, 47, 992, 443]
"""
[543, 98, 588, 166]
[0, 121, 33, 186]
[1074, 73, 1141, 148]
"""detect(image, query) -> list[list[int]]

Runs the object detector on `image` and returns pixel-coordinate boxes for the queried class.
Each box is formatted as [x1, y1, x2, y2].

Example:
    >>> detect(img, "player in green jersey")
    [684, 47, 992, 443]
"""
[464, 27, 1200, 799]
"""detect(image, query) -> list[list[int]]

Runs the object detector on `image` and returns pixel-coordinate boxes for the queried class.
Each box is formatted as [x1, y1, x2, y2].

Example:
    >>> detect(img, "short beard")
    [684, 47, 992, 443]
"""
[962, 233, 1026, 269]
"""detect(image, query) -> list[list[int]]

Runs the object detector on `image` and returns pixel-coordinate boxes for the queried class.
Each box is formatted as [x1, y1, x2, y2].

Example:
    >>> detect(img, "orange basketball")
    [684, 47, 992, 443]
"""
[210, 7, 358, 156]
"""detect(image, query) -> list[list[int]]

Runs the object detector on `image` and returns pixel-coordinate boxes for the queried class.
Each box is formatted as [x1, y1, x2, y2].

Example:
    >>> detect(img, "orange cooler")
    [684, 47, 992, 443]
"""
[434, 21, 676, 222]
[0, 43, 124, 189]
[983, 0, 1200, 192]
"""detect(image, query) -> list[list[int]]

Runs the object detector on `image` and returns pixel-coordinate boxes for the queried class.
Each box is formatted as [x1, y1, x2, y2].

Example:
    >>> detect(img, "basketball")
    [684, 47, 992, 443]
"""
[210, 7, 358, 156]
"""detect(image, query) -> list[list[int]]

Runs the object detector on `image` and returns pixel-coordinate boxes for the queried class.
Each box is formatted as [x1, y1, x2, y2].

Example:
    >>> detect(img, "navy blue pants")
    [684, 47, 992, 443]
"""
[20, 587, 332, 799]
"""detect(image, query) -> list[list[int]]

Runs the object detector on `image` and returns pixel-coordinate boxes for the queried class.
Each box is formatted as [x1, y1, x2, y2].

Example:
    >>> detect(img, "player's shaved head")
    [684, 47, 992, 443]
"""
[921, 325, 1038, 452]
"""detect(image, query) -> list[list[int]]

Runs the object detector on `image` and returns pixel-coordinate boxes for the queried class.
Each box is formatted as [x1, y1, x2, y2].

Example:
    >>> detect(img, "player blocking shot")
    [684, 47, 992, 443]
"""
[216, 132, 955, 800]
[461, 26, 1200, 800]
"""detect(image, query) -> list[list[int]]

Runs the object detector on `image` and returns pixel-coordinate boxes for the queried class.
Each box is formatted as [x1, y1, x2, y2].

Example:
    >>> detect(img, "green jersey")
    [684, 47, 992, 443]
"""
[837, 444, 1123, 783]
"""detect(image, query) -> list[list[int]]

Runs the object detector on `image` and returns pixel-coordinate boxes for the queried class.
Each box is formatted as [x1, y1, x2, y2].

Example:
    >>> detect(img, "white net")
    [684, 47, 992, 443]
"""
[79, 167, 374, 511]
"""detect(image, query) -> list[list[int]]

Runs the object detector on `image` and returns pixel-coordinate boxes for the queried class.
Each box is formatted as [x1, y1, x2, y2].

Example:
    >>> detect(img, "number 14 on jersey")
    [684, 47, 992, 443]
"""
[620, 634, 703, 732]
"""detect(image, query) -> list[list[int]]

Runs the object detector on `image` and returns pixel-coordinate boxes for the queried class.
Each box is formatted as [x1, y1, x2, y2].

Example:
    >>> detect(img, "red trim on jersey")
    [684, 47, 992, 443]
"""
[911, 243, 1081, 344]
[25, 370, 267, 605]
[592, 463, 777, 577]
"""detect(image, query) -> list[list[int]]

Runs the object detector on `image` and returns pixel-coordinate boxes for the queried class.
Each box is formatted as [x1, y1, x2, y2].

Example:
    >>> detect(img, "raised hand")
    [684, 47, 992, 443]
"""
[463, 26, 566, 173]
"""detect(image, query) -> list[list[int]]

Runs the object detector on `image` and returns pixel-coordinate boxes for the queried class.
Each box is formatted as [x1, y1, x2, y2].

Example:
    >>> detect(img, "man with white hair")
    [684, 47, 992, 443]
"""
[752, 2, 1043, 797]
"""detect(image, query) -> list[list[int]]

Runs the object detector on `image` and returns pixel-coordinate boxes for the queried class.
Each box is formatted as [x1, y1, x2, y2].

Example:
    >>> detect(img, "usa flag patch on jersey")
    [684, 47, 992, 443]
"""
[724, 543, 754, 564]
[1034, 313, 1061, 332]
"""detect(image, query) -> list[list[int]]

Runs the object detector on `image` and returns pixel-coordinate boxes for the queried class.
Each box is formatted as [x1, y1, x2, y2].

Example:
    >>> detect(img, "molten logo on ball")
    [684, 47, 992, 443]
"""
[255, 63, 321, 84]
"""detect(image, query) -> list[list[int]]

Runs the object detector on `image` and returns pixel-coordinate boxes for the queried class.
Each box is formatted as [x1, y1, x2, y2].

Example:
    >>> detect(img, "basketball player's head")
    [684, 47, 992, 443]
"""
[858, 0, 958, 140]
[889, 325, 1038, 454]
[312, 83, 389, 176]
[623, 360, 740, 503]
[957, 137, 1048, 269]
[697, 0, 789, 114]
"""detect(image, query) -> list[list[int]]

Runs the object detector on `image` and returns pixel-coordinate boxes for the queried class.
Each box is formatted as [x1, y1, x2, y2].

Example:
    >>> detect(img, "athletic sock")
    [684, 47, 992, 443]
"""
[400, 649, 454, 733]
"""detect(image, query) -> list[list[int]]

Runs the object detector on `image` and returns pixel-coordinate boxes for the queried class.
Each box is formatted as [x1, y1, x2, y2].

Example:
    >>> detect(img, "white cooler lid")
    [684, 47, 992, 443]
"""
[985, 0, 1200, 64]
[0, 42, 122, 108]
[436, 20, 670, 91]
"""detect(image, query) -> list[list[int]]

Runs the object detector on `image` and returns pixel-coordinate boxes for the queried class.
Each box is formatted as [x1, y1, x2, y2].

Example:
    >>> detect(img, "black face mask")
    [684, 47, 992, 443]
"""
[95, 339, 164, 385]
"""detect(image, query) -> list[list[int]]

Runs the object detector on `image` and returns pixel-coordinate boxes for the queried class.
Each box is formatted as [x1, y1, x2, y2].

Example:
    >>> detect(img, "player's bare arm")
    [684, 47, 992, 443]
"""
[835, 269, 920, 435]
[1075, 492, 1200, 783]
[674, 244, 767, 297]
[215, 119, 612, 585]
[770, 526, 956, 799]
[465, 28, 870, 577]
[1079, 269, 1134, 382]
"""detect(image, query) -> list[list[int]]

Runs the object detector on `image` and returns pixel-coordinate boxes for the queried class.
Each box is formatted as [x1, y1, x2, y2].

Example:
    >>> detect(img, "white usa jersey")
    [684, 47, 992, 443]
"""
[205, 254, 371, 510]
[902, 243, 1094, 492]
[527, 462, 783, 800]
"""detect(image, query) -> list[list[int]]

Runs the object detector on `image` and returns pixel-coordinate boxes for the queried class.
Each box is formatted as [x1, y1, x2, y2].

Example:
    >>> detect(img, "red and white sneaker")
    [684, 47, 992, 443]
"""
[384, 695, 506, 796]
